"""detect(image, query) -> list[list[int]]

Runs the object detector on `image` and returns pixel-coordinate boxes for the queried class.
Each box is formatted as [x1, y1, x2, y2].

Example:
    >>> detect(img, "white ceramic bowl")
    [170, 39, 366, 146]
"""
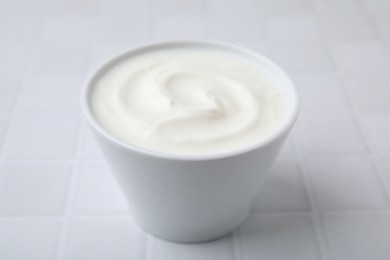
[81, 41, 299, 243]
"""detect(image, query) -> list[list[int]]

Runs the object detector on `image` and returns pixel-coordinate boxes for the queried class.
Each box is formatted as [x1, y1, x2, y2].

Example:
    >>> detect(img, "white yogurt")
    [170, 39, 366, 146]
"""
[91, 48, 285, 155]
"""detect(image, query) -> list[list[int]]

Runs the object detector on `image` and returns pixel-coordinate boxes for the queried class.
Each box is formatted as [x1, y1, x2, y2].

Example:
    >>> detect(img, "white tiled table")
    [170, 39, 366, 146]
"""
[1, 0, 390, 259]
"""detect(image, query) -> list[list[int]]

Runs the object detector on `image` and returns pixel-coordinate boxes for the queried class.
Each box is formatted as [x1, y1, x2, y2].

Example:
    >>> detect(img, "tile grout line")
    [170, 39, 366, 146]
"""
[372, 153, 390, 203]
[336, 73, 390, 207]
[324, 8, 390, 208]
[355, 0, 384, 42]
[0, 4, 86, 254]
[200, 0, 209, 40]
[293, 130, 335, 260]
[1, 209, 388, 222]
[39, 1, 97, 256]
[0, 0, 60, 165]
[0, 66, 34, 165]
[0, 214, 131, 221]
[203, 0, 211, 38]
[0, 158, 78, 164]
[54, 121, 85, 260]
[316, 6, 390, 253]
[250, 210, 390, 217]
[352, 0, 390, 208]
[147, 0, 157, 41]
[306, 9, 387, 259]
[0, 30, 45, 163]
[317, 0, 390, 197]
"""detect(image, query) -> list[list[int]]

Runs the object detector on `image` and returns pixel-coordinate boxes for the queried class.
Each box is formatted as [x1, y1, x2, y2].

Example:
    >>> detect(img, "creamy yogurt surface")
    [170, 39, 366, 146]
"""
[91, 47, 285, 155]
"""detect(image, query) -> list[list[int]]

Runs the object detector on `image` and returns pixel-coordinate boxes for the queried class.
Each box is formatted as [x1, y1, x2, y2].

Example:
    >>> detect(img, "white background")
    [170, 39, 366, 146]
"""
[0, 0, 390, 259]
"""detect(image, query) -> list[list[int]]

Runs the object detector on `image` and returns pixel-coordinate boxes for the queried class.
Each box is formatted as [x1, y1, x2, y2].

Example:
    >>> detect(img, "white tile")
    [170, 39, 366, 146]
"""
[0, 16, 39, 41]
[380, 159, 390, 188]
[6, 112, 80, 159]
[318, 14, 376, 42]
[80, 128, 104, 160]
[362, 0, 390, 14]
[267, 14, 321, 41]
[208, 1, 267, 53]
[297, 110, 366, 154]
[341, 73, 390, 109]
[38, 15, 97, 45]
[373, 14, 390, 40]
[93, 15, 150, 46]
[151, 14, 206, 41]
[89, 42, 131, 70]
[0, 163, 72, 216]
[148, 235, 233, 260]
[0, 219, 61, 260]
[48, 0, 98, 15]
[29, 44, 89, 74]
[310, 0, 363, 14]
[95, 1, 150, 44]
[153, 0, 206, 14]
[331, 42, 390, 71]
[279, 136, 297, 157]
[73, 161, 128, 215]
[64, 218, 146, 260]
[381, 40, 390, 57]
[306, 156, 388, 211]
[18, 74, 83, 112]
[237, 215, 322, 260]
[292, 72, 348, 108]
[0, 118, 9, 152]
[324, 215, 390, 260]
[361, 112, 390, 154]
[0, 77, 21, 112]
[0, 0, 47, 17]
[98, 0, 150, 22]
[209, 0, 264, 17]
[253, 160, 310, 213]
[98, 0, 150, 15]
[0, 42, 32, 74]
[268, 0, 309, 14]
[268, 40, 333, 71]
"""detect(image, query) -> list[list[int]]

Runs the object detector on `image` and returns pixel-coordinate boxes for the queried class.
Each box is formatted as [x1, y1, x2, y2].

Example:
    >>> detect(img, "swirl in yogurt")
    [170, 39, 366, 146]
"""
[91, 48, 285, 155]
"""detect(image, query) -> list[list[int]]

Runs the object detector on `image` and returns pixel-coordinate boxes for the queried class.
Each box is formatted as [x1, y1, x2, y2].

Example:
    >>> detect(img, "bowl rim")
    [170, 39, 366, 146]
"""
[81, 40, 300, 161]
